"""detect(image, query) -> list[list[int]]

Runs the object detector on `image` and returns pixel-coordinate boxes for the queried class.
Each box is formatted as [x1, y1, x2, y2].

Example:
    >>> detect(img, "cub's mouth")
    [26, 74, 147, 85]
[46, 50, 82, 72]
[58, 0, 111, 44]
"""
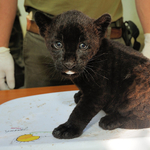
[65, 71, 76, 75]
[61, 70, 79, 77]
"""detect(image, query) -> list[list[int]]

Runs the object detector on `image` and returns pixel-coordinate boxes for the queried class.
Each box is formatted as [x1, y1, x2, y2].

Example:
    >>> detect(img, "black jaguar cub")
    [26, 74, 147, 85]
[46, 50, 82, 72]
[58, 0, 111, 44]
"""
[35, 10, 150, 139]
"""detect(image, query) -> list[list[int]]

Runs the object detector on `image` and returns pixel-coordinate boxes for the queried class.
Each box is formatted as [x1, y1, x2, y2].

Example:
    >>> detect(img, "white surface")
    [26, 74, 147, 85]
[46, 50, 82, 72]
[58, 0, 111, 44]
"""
[0, 91, 150, 150]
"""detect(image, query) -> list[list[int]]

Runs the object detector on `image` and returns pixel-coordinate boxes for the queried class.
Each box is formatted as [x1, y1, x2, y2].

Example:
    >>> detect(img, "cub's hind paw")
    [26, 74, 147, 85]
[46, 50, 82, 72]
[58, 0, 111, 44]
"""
[52, 122, 82, 139]
[99, 114, 123, 130]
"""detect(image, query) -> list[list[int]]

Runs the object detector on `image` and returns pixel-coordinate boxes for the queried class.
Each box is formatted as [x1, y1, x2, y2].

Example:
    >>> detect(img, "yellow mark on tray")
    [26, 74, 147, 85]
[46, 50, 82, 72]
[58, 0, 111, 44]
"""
[17, 134, 40, 142]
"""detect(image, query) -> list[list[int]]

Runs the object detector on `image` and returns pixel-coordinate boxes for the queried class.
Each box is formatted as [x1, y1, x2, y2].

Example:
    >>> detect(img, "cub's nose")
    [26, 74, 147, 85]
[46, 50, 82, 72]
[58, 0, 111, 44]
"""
[63, 61, 75, 69]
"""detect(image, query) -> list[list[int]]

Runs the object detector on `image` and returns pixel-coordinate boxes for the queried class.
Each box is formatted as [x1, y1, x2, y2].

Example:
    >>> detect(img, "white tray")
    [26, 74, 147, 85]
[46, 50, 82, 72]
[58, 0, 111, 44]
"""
[0, 91, 150, 150]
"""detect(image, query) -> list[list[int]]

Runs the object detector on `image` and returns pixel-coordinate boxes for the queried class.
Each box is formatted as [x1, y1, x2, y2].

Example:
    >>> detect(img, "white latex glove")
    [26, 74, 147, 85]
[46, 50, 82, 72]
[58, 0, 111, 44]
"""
[0, 47, 15, 90]
[141, 33, 150, 59]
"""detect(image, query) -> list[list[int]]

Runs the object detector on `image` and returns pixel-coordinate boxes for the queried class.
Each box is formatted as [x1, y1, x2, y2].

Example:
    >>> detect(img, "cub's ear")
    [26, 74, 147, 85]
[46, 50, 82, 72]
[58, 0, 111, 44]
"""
[94, 14, 111, 37]
[35, 11, 52, 37]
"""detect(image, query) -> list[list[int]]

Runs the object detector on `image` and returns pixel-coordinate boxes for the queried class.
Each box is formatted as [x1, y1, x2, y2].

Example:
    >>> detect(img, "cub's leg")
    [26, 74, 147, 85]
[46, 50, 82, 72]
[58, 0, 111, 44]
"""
[121, 118, 150, 129]
[99, 112, 150, 130]
[100, 69, 150, 130]
[53, 95, 102, 139]
[74, 91, 82, 104]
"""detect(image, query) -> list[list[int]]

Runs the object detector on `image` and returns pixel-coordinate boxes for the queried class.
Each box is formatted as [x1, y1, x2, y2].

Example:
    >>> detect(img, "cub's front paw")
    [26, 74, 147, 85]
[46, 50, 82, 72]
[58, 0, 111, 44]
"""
[52, 122, 82, 139]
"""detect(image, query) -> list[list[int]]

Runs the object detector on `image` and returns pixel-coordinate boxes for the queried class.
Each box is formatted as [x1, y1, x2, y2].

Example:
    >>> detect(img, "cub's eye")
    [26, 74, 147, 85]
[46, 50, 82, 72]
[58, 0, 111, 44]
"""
[54, 41, 63, 49]
[79, 43, 88, 50]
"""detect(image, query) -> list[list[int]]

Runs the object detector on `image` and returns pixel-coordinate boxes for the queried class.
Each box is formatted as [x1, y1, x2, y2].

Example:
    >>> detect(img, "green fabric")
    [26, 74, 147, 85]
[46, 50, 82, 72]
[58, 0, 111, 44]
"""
[24, 0, 122, 22]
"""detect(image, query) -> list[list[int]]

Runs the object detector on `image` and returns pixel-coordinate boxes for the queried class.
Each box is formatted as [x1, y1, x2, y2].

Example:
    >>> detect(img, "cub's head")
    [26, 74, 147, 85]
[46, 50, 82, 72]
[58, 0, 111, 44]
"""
[35, 10, 111, 78]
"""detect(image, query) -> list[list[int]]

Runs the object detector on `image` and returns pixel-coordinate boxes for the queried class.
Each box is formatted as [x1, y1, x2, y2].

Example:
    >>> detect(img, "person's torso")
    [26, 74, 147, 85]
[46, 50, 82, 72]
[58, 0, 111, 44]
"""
[24, 0, 122, 22]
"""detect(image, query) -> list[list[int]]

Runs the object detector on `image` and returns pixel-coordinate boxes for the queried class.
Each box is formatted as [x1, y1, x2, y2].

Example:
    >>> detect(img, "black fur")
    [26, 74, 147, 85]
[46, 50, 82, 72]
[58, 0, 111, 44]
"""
[35, 10, 150, 139]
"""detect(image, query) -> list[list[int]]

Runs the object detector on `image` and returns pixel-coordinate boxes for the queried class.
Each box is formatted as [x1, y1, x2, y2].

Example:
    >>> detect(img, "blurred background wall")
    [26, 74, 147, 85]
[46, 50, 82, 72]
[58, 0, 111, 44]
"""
[17, 0, 144, 51]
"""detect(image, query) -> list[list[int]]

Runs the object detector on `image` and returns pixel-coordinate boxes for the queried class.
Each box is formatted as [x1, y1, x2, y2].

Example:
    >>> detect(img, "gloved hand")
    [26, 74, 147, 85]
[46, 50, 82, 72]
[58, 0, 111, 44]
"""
[141, 33, 150, 59]
[0, 47, 15, 90]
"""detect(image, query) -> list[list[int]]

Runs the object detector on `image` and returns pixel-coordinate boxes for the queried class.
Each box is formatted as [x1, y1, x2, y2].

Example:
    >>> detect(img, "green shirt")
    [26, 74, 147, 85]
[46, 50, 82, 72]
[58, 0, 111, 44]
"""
[24, 0, 122, 22]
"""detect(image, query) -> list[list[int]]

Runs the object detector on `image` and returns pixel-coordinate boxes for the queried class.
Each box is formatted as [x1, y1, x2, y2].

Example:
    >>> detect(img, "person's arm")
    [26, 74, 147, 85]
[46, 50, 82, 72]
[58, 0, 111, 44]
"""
[135, 0, 150, 58]
[0, 0, 17, 90]
[0, 0, 17, 47]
